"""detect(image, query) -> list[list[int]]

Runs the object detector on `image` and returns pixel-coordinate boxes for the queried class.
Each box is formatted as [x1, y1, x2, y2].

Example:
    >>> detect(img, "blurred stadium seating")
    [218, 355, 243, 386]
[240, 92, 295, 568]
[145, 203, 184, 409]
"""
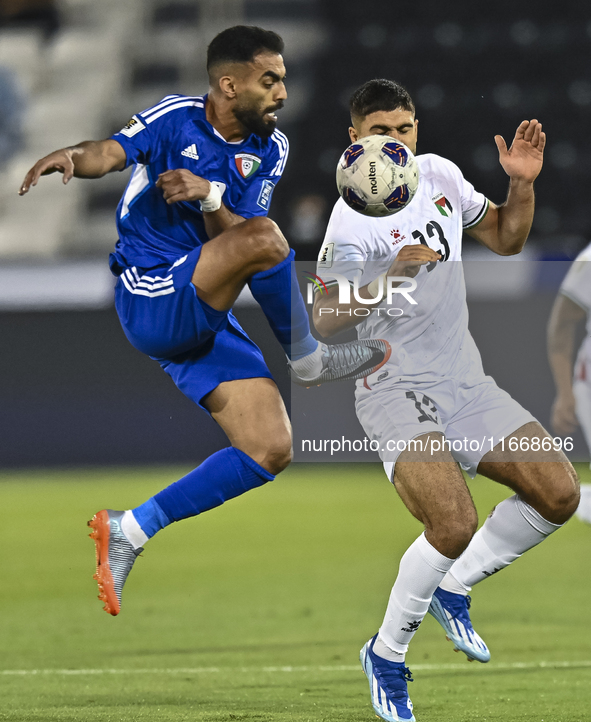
[1, 0, 590, 466]
[1, 0, 589, 266]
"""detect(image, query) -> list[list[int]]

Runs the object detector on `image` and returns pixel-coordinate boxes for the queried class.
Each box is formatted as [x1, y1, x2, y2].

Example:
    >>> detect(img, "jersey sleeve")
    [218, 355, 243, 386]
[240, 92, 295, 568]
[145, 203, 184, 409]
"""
[560, 246, 591, 310]
[109, 95, 186, 167]
[459, 174, 489, 229]
[316, 201, 370, 289]
[110, 114, 155, 168]
[232, 130, 289, 218]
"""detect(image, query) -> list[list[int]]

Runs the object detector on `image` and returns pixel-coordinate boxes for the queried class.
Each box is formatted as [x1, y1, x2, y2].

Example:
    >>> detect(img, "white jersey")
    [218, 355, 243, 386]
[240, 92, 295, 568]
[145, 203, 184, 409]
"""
[317, 153, 489, 386]
[560, 242, 591, 382]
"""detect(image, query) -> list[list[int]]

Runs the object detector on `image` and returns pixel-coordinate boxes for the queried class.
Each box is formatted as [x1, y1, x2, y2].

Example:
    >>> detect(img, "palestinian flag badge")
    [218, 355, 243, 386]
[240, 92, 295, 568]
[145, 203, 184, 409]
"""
[235, 153, 261, 178]
[432, 192, 453, 217]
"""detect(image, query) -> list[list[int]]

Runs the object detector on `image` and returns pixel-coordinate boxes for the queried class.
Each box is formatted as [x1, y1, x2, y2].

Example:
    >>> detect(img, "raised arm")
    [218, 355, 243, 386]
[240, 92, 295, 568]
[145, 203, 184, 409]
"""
[19, 139, 127, 195]
[467, 119, 546, 256]
[547, 292, 586, 435]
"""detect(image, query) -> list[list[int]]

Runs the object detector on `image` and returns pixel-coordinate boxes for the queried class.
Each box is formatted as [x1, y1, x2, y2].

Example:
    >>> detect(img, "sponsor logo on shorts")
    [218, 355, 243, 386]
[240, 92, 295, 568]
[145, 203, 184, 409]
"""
[120, 116, 145, 138]
[257, 179, 275, 209]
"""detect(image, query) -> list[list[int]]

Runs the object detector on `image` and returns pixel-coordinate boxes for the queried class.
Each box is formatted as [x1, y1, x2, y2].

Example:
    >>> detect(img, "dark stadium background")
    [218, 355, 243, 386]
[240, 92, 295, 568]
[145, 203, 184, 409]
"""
[1, 0, 590, 467]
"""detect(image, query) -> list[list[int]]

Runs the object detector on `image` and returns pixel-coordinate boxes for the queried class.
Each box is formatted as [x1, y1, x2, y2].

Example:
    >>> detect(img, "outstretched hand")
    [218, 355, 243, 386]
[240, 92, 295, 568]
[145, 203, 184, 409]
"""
[19, 148, 77, 195]
[495, 119, 546, 183]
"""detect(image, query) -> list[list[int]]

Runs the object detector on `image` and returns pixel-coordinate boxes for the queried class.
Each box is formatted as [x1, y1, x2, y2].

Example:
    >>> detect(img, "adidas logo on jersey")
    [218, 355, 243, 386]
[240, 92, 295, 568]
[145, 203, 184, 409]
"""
[181, 144, 199, 160]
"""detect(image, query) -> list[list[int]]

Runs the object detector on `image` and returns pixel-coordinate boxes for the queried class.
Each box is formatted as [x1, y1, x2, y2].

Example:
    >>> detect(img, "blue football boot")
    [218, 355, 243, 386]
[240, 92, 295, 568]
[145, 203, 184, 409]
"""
[360, 635, 415, 722]
[428, 587, 490, 662]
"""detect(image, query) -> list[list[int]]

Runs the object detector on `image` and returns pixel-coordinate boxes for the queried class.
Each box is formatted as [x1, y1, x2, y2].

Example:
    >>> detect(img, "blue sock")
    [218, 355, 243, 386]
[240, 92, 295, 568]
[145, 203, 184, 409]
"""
[131, 447, 275, 539]
[248, 249, 318, 360]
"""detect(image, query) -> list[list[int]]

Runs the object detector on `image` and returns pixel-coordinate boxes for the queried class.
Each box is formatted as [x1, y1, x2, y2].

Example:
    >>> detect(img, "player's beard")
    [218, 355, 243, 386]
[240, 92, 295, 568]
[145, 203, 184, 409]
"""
[233, 100, 283, 139]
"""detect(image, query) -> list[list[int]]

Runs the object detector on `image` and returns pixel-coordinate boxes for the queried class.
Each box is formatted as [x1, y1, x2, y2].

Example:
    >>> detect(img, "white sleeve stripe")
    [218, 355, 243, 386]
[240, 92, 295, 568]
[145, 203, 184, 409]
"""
[141, 96, 204, 120]
[145, 100, 204, 124]
[272, 131, 288, 155]
[272, 133, 286, 153]
[271, 132, 289, 176]
[272, 130, 288, 154]
[139, 95, 182, 117]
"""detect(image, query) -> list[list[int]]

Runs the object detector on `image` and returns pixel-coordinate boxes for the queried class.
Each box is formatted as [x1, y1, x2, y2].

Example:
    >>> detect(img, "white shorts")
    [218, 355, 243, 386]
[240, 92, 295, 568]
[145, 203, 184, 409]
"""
[355, 374, 536, 480]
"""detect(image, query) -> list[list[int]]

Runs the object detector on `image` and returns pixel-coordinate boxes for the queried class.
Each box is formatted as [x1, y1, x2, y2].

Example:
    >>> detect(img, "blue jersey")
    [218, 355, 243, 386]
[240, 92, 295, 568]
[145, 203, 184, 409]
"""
[109, 94, 289, 272]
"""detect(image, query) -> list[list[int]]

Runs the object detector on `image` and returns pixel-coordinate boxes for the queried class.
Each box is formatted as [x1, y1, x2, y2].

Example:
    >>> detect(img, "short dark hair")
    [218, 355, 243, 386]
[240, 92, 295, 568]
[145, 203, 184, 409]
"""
[207, 25, 284, 71]
[350, 79, 415, 121]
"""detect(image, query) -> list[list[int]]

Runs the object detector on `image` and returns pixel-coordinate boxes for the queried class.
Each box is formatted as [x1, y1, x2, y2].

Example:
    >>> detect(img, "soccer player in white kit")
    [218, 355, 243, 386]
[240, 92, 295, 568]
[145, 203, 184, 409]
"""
[313, 79, 580, 722]
[548, 242, 591, 524]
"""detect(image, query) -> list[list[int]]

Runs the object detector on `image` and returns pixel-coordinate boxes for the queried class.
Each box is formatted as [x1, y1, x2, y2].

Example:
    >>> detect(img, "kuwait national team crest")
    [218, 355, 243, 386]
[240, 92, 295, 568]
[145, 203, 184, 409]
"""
[432, 192, 453, 217]
[235, 153, 261, 178]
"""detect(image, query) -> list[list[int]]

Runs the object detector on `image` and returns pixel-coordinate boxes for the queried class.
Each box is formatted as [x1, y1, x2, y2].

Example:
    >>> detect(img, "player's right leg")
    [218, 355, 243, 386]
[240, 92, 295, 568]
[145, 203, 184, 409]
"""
[360, 435, 480, 721]
[89, 376, 291, 616]
[191, 216, 390, 384]
[573, 377, 591, 523]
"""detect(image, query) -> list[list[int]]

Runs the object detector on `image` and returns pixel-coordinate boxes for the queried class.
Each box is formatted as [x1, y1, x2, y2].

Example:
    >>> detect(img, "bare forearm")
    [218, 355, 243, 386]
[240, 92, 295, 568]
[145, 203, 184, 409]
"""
[549, 351, 575, 400]
[68, 140, 126, 178]
[202, 204, 245, 239]
[547, 315, 576, 397]
[547, 295, 586, 396]
[494, 178, 536, 255]
[20, 138, 126, 194]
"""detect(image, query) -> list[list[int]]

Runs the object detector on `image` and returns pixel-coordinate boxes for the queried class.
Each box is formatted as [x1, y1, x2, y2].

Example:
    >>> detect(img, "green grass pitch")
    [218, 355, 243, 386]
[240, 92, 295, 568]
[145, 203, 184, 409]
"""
[0, 462, 590, 721]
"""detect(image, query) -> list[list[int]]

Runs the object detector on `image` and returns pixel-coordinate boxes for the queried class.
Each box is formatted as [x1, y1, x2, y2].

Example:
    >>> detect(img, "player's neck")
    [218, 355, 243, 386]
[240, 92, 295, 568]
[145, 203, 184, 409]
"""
[205, 95, 246, 143]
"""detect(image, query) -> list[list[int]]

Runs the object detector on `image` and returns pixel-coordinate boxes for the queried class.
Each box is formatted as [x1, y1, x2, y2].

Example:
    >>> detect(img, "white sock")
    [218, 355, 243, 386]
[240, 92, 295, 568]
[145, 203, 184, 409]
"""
[289, 342, 325, 379]
[377, 532, 455, 660]
[576, 484, 591, 525]
[442, 495, 561, 591]
[121, 510, 149, 549]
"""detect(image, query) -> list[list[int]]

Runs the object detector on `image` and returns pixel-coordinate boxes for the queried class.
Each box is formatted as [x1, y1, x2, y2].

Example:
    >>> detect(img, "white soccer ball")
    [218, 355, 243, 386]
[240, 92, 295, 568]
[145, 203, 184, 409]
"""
[336, 135, 419, 217]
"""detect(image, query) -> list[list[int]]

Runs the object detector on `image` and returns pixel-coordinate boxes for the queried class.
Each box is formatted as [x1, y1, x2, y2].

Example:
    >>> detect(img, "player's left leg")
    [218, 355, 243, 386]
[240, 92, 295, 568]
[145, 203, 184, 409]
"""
[89, 377, 291, 616]
[442, 421, 579, 596]
[573, 376, 591, 523]
[191, 216, 389, 384]
[432, 421, 579, 656]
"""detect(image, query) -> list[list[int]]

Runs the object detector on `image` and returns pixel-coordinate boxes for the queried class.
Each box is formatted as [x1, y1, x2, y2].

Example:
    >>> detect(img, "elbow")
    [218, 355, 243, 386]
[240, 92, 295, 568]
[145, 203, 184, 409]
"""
[493, 239, 527, 256]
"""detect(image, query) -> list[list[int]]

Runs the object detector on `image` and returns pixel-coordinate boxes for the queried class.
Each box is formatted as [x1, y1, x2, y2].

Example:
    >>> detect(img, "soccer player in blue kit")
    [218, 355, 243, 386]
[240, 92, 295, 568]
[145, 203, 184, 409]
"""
[19, 26, 389, 616]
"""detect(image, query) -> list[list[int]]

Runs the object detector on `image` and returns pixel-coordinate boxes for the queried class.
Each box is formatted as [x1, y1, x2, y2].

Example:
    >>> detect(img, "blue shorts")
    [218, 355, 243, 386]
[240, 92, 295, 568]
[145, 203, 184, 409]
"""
[114, 246, 272, 410]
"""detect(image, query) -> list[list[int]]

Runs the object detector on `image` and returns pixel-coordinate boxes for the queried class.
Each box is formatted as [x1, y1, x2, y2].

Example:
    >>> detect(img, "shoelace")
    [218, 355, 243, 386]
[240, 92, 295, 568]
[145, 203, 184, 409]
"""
[325, 342, 374, 372]
[436, 590, 473, 626]
[452, 595, 472, 626]
[377, 660, 414, 692]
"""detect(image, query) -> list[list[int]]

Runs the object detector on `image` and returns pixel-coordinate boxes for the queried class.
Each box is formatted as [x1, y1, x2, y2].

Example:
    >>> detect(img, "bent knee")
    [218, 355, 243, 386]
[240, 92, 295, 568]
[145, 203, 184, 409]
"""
[248, 438, 293, 476]
[242, 217, 289, 266]
[261, 442, 293, 475]
[427, 510, 478, 558]
[540, 462, 580, 523]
